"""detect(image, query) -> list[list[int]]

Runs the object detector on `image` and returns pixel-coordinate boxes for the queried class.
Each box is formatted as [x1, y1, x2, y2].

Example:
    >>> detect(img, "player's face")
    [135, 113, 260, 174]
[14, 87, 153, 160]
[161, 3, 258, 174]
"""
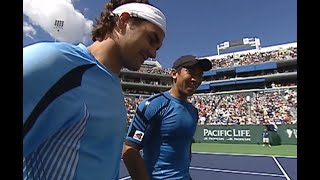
[119, 20, 165, 71]
[174, 65, 204, 97]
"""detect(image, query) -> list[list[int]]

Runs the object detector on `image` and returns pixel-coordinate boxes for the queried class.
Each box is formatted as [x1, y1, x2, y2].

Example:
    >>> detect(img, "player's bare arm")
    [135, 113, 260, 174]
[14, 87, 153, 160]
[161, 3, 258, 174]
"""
[122, 141, 150, 180]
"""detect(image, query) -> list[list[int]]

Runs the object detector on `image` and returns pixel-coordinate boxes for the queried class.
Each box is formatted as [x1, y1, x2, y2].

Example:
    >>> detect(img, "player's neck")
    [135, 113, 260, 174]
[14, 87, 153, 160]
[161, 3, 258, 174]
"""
[87, 39, 122, 74]
[169, 88, 188, 101]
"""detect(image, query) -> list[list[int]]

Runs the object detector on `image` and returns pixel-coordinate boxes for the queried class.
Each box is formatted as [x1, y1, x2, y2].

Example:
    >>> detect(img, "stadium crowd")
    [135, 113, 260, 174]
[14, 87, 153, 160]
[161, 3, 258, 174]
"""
[124, 87, 297, 127]
[122, 44, 297, 127]
[121, 45, 297, 76]
[210, 46, 297, 69]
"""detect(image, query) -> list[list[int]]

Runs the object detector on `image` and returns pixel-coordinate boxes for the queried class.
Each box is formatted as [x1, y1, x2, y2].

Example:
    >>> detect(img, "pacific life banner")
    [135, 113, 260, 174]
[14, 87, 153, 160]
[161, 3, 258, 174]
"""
[193, 124, 297, 145]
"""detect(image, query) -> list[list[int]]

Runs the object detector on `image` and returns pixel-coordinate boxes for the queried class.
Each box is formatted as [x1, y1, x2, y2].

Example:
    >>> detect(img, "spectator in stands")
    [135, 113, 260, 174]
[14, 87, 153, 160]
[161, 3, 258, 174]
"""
[262, 129, 272, 147]
[122, 55, 212, 180]
[23, 0, 166, 179]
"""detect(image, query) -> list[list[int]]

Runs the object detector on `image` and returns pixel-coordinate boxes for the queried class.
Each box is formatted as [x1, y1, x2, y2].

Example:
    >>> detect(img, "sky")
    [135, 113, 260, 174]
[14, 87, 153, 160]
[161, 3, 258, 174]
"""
[23, 0, 297, 68]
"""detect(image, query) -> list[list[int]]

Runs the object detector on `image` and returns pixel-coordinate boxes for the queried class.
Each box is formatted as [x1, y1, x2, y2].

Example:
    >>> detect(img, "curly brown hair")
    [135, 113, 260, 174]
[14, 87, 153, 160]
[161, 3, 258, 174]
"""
[91, 0, 151, 42]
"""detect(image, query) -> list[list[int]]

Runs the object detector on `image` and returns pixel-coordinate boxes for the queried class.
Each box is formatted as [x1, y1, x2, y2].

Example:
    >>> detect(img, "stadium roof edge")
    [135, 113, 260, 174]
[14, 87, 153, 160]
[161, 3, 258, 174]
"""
[199, 41, 297, 60]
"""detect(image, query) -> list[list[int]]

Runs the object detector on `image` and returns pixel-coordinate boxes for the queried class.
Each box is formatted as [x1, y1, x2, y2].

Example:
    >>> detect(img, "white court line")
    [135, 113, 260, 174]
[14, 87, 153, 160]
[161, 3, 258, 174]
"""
[189, 166, 285, 177]
[119, 176, 131, 180]
[192, 151, 297, 158]
[272, 156, 291, 180]
[119, 166, 287, 179]
[119, 155, 294, 179]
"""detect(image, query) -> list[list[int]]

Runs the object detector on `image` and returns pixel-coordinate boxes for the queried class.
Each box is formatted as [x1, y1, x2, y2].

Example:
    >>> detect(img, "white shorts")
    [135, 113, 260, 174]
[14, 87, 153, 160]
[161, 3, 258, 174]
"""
[263, 138, 269, 143]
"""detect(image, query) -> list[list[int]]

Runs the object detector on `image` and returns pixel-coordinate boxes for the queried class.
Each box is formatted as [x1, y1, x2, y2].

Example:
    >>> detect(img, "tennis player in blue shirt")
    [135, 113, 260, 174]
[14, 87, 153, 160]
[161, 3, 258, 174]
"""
[122, 55, 213, 180]
[262, 129, 272, 147]
[23, 1, 166, 179]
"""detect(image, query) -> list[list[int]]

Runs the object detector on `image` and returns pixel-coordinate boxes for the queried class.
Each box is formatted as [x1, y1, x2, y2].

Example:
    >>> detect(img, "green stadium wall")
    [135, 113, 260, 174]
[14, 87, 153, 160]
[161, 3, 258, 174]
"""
[194, 124, 297, 145]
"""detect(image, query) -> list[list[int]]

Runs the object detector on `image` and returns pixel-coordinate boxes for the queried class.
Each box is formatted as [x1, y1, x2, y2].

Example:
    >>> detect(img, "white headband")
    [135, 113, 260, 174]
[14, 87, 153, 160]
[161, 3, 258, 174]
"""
[112, 3, 166, 35]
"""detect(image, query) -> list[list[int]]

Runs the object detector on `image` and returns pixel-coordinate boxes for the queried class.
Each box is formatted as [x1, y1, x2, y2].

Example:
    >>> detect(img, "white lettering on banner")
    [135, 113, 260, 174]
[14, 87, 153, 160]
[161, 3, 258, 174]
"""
[203, 129, 250, 137]
[203, 128, 251, 142]
[233, 138, 251, 141]
[233, 129, 250, 137]
[293, 129, 297, 138]
[286, 129, 297, 138]
[207, 137, 225, 141]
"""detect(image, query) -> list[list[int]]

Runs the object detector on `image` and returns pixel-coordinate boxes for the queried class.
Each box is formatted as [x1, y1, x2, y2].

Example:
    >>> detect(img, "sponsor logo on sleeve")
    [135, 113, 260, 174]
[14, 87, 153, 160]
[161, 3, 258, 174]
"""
[133, 130, 144, 142]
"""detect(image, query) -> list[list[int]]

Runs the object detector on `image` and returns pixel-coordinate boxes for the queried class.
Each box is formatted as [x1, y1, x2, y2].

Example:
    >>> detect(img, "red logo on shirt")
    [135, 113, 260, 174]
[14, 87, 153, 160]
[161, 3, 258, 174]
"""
[133, 130, 144, 141]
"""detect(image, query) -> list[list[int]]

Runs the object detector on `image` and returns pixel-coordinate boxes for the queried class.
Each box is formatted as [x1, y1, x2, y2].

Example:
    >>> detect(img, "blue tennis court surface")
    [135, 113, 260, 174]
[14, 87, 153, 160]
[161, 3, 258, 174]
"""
[119, 152, 297, 180]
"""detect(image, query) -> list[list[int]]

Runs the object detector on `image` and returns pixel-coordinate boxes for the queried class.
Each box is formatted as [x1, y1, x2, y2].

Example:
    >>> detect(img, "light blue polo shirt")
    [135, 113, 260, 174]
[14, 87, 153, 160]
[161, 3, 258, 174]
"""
[23, 42, 126, 180]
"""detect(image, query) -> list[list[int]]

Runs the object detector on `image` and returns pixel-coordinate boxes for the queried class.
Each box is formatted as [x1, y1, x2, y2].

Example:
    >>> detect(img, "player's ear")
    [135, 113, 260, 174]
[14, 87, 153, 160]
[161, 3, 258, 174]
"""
[171, 68, 178, 80]
[116, 12, 130, 34]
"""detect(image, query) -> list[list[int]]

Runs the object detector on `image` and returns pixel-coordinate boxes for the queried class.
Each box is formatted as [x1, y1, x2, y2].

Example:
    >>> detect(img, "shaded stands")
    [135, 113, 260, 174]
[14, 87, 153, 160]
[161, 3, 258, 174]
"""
[199, 58, 296, 93]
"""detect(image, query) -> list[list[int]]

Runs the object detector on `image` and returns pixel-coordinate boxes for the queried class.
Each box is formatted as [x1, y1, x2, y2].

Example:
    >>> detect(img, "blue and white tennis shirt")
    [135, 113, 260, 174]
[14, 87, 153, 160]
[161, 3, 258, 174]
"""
[23, 42, 126, 180]
[125, 91, 198, 179]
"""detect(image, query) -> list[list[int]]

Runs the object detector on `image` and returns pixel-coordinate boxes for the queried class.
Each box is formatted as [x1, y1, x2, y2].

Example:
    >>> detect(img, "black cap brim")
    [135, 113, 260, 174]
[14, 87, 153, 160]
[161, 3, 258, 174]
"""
[182, 58, 212, 71]
[172, 55, 212, 71]
[197, 58, 212, 71]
